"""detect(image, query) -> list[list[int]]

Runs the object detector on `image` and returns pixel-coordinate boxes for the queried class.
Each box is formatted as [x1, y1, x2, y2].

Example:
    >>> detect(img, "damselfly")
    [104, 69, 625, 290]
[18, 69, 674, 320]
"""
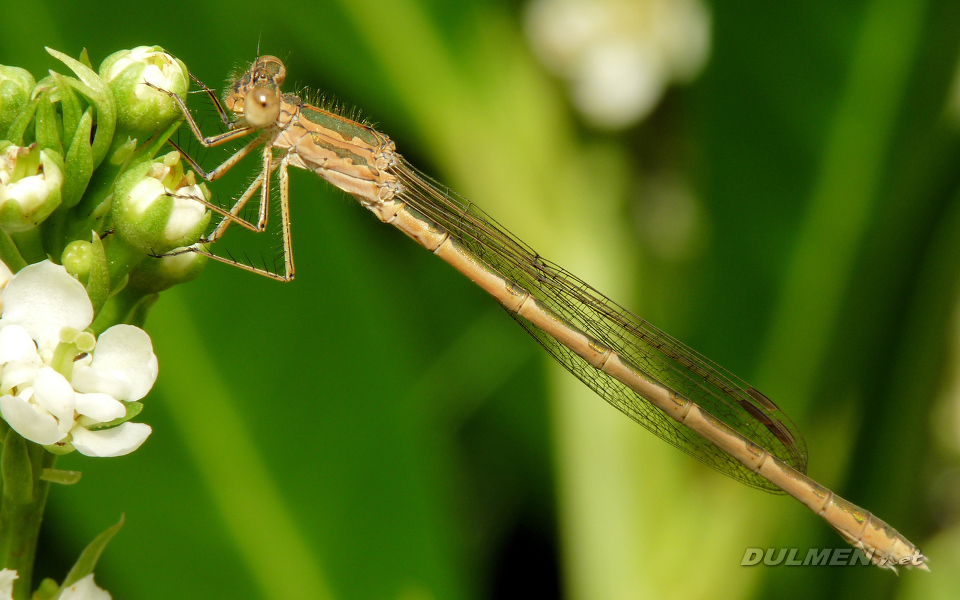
[154, 55, 927, 571]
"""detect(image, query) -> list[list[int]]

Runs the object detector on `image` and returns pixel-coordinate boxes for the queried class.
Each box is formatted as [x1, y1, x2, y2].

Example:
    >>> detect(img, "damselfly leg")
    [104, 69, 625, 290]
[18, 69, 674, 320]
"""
[147, 75, 295, 281]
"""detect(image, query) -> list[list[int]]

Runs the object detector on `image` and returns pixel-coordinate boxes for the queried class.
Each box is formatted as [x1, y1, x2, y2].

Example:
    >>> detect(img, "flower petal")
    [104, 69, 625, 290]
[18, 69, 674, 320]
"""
[33, 366, 75, 433]
[0, 568, 17, 600]
[74, 392, 126, 422]
[59, 573, 111, 600]
[0, 394, 66, 445]
[165, 184, 207, 240]
[70, 422, 151, 457]
[71, 366, 131, 399]
[0, 261, 93, 350]
[0, 361, 37, 395]
[0, 260, 13, 292]
[79, 325, 158, 401]
[0, 324, 37, 365]
[125, 176, 165, 215]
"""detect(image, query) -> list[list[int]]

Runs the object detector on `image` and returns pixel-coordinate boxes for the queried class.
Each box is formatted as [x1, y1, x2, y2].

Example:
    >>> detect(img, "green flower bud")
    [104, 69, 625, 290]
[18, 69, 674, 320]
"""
[0, 65, 35, 136]
[99, 46, 188, 138]
[0, 143, 63, 232]
[62, 239, 94, 280]
[129, 247, 208, 293]
[112, 150, 210, 254]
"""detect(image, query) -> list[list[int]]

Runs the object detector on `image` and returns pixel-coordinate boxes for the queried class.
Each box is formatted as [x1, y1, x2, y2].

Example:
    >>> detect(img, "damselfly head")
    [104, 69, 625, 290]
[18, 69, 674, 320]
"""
[225, 55, 286, 129]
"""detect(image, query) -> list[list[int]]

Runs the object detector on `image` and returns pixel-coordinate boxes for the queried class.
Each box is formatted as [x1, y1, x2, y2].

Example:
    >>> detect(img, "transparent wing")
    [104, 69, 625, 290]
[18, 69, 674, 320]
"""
[395, 159, 808, 492]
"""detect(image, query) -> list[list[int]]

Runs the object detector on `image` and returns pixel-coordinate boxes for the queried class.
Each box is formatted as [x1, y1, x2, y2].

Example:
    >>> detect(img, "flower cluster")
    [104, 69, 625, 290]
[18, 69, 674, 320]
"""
[0, 46, 208, 306]
[0, 45, 211, 599]
[0, 46, 205, 461]
[0, 261, 155, 456]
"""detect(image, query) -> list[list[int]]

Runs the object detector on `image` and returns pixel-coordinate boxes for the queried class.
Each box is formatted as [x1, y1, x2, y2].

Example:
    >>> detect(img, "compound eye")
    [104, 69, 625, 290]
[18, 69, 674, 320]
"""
[244, 86, 280, 127]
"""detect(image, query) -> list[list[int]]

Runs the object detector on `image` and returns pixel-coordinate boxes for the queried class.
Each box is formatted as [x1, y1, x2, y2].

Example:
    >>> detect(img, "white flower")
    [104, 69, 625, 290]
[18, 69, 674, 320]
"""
[126, 177, 207, 242]
[73, 326, 158, 402]
[102, 46, 186, 102]
[0, 259, 92, 351]
[0, 144, 63, 231]
[99, 46, 189, 136]
[60, 574, 111, 600]
[114, 151, 211, 253]
[0, 261, 155, 456]
[0, 569, 17, 600]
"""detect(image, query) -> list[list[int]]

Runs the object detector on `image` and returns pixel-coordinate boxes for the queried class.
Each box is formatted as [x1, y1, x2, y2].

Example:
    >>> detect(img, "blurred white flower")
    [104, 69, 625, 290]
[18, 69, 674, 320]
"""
[60, 574, 111, 600]
[0, 569, 16, 600]
[0, 261, 155, 456]
[525, 0, 711, 128]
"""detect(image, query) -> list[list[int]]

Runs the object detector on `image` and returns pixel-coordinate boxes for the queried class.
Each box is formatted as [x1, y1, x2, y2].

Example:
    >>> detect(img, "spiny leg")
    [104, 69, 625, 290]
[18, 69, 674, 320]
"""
[169, 133, 268, 182]
[204, 169, 268, 242]
[202, 145, 281, 243]
[158, 135, 270, 233]
[146, 73, 293, 281]
[254, 142, 274, 233]
[167, 142, 275, 248]
[144, 79, 270, 232]
[187, 72, 231, 127]
[276, 154, 294, 280]
[171, 159, 293, 281]
[164, 146, 293, 281]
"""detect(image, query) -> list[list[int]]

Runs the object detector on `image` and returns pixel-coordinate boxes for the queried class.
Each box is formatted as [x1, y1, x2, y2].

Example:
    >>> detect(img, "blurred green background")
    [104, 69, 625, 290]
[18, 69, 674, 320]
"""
[4, 0, 960, 598]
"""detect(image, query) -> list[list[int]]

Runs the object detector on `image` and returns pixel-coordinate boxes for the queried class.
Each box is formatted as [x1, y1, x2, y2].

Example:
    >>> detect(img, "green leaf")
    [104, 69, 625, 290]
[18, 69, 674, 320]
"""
[66, 190, 113, 243]
[34, 577, 60, 600]
[0, 230, 27, 273]
[0, 65, 35, 136]
[78, 48, 93, 70]
[3, 94, 39, 145]
[62, 109, 94, 209]
[40, 468, 82, 485]
[52, 72, 83, 155]
[46, 47, 116, 169]
[33, 92, 63, 156]
[126, 118, 184, 168]
[1, 429, 33, 505]
[87, 401, 143, 430]
[85, 232, 111, 314]
[57, 514, 124, 594]
[125, 293, 159, 328]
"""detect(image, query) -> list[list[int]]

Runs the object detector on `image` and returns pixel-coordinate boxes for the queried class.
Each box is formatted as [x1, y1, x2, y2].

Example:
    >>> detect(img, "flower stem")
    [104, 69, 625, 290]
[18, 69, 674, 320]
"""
[0, 231, 27, 273]
[0, 431, 56, 600]
[9, 229, 45, 265]
[90, 283, 158, 334]
[103, 234, 146, 288]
